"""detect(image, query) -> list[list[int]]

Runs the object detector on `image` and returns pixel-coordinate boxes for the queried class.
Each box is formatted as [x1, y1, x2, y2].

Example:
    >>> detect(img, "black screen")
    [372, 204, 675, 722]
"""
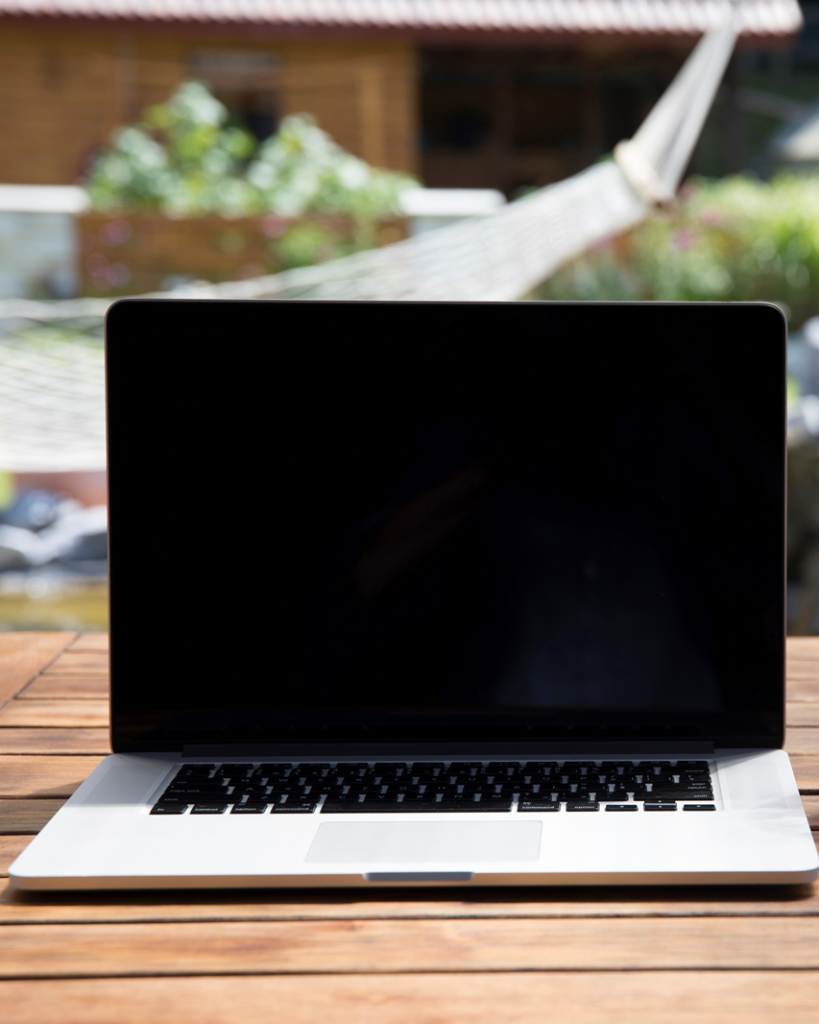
[106, 301, 786, 752]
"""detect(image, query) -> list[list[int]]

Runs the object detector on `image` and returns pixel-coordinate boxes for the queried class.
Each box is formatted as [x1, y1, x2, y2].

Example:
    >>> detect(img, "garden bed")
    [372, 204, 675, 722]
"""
[78, 213, 407, 296]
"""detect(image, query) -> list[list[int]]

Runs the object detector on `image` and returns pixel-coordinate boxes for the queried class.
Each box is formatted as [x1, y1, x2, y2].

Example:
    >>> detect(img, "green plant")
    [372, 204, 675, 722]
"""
[247, 114, 411, 221]
[85, 82, 415, 231]
[86, 82, 259, 217]
[535, 173, 819, 327]
[246, 113, 415, 268]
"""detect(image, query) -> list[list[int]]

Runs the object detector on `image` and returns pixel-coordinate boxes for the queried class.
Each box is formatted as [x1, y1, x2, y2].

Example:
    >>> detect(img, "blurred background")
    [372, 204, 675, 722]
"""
[2, 0, 819, 632]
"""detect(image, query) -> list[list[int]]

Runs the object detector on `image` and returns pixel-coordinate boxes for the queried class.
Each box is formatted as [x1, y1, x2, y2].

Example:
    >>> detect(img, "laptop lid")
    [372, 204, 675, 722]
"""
[105, 300, 786, 755]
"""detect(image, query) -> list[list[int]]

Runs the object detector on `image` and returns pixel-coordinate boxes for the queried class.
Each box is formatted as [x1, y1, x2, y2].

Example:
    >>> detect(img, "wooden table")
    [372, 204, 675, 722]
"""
[2, 633, 819, 1023]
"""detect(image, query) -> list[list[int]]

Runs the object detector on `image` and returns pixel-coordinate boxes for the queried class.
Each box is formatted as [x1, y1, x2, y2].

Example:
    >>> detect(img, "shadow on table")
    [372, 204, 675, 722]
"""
[2, 881, 817, 918]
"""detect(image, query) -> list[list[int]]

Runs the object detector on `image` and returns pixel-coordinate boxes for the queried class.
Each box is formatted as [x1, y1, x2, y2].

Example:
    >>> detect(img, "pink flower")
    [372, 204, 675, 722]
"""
[699, 207, 724, 227]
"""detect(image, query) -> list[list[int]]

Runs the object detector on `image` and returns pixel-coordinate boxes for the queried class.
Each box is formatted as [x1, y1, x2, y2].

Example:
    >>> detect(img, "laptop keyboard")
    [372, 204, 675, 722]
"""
[150, 760, 716, 815]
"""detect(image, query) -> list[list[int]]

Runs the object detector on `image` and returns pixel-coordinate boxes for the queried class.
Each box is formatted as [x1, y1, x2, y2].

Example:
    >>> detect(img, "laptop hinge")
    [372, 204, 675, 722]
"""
[182, 739, 716, 758]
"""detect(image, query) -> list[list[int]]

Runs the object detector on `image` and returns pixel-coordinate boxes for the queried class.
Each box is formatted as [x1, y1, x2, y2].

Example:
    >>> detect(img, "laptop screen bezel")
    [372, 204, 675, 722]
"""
[105, 299, 787, 755]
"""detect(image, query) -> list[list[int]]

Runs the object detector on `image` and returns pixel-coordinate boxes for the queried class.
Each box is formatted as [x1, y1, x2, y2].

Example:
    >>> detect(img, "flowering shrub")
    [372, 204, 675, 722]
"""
[536, 174, 819, 327]
[85, 81, 416, 269]
[86, 82, 259, 217]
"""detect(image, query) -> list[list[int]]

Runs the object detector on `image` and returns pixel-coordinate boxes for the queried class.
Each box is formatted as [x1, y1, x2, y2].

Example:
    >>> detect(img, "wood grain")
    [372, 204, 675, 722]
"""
[791, 755, 819, 793]
[785, 728, 819, 754]
[67, 635, 108, 653]
[0, 701, 109, 728]
[0, 729, 110, 755]
[0, 631, 816, 1024]
[0, 756, 103, 798]
[0, 800, 66, 835]
[787, 703, 819, 726]
[0, 634, 75, 712]
[2, 973, 816, 1024]
[787, 639, 819, 702]
[18, 677, 109, 700]
[42, 652, 108, 677]
[0, 837, 31, 876]
[6, 917, 819, 977]
[801, 795, 819, 828]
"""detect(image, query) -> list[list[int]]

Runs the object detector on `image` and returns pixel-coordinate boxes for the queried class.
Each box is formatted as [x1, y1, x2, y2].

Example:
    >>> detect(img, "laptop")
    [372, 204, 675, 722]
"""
[10, 299, 818, 889]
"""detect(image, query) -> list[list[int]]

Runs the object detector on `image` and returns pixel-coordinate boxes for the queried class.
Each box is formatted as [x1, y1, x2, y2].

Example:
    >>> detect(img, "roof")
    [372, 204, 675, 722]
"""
[0, 0, 802, 40]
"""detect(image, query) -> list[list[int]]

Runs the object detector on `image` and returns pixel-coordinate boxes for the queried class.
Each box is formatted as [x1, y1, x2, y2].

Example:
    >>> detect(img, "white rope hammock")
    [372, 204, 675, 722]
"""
[0, 11, 736, 472]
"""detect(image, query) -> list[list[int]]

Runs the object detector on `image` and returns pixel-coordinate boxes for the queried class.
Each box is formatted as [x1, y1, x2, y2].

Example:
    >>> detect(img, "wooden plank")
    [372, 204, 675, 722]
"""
[785, 728, 819, 754]
[792, 755, 819, 793]
[0, 700, 109, 727]
[0, 756, 102, 798]
[786, 678, 819, 701]
[0, 837, 31, 876]
[786, 639, 819, 703]
[42, 652, 108, 677]
[67, 634, 108, 652]
[18, 677, 109, 700]
[7, 918, 819, 977]
[0, 633, 75, 711]
[3, 973, 819, 1024]
[786, 682, 819, 702]
[0, 800, 66, 834]
[787, 703, 819, 726]
[802, 795, 819, 827]
[788, 637, 819, 652]
[0, 729, 110, 755]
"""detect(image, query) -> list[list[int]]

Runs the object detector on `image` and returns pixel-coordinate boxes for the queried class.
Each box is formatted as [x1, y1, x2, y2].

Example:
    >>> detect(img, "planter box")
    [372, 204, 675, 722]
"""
[78, 213, 406, 296]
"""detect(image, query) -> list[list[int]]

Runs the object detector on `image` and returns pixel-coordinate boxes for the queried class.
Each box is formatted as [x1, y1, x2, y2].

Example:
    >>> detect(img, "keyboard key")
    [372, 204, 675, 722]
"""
[518, 801, 560, 812]
[323, 793, 364, 807]
[253, 764, 291, 774]
[605, 804, 638, 811]
[436, 799, 513, 812]
[566, 802, 599, 811]
[215, 764, 253, 776]
[271, 803, 317, 813]
[151, 804, 188, 815]
[231, 803, 268, 814]
[167, 788, 226, 799]
[396, 792, 441, 806]
[191, 804, 229, 814]
[436, 792, 480, 805]
[475, 793, 515, 808]
[683, 804, 716, 811]
[644, 802, 677, 811]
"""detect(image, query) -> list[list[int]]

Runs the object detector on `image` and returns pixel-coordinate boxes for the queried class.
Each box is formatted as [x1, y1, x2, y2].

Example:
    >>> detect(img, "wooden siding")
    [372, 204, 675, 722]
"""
[0, 30, 418, 185]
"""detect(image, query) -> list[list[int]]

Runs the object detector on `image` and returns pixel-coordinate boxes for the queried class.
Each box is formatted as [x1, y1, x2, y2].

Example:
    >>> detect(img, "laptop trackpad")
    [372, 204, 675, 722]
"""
[305, 820, 542, 863]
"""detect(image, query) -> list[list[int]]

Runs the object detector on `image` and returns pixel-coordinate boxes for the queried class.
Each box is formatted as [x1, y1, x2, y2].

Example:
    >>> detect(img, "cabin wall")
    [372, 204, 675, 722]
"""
[0, 29, 418, 184]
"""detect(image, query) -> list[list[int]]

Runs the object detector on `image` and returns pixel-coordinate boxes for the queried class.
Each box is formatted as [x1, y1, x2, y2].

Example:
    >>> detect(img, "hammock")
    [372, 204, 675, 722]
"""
[0, 12, 736, 472]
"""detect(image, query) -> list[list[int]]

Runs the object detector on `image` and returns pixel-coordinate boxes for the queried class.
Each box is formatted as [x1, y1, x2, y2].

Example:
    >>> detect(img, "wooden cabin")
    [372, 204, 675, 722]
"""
[0, 0, 803, 194]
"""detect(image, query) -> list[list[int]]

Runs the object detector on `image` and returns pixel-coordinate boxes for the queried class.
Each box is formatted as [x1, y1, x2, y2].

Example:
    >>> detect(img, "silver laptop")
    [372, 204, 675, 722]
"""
[11, 299, 818, 889]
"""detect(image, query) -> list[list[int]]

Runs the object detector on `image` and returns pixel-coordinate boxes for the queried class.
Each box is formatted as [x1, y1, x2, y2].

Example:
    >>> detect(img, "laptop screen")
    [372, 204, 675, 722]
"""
[107, 301, 785, 751]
